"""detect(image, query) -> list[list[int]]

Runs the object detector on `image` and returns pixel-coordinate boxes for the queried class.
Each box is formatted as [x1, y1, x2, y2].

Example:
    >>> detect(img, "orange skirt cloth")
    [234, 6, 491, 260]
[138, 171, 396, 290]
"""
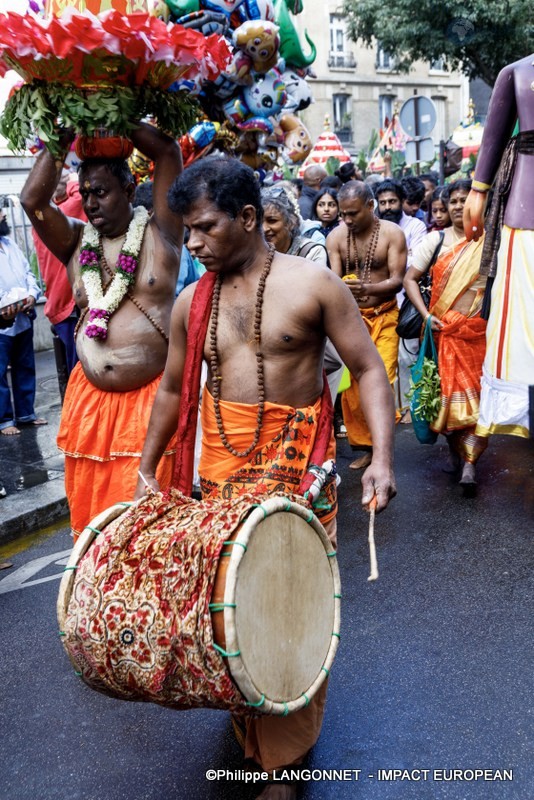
[199, 386, 337, 772]
[342, 299, 400, 448]
[198, 387, 337, 527]
[57, 363, 176, 539]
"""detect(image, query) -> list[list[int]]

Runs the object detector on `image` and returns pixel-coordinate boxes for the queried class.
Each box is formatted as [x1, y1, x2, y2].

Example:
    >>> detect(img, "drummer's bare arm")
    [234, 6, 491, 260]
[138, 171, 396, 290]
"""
[20, 139, 83, 265]
[130, 122, 184, 250]
[320, 272, 397, 512]
[134, 289, 191, 499]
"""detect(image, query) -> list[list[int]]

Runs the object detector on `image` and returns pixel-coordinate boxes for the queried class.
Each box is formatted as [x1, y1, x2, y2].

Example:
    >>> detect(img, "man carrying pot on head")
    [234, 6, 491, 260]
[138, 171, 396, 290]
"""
[21, 123, 183, 540]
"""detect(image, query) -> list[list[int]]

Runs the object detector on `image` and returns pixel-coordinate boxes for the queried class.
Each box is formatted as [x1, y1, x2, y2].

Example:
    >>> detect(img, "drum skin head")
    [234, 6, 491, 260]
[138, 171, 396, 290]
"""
[234, 511, 334, 701]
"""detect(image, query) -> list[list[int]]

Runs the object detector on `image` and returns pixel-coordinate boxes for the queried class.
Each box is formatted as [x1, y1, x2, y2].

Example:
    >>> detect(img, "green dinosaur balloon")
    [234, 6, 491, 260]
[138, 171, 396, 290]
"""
[165, 0, 199, 17]
[274, 0, 316, 68]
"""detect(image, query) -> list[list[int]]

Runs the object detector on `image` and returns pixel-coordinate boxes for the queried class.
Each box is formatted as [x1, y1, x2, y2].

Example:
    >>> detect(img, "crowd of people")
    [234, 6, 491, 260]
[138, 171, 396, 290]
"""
[0, 128, 492, 796]
[283, 165, 490, 490]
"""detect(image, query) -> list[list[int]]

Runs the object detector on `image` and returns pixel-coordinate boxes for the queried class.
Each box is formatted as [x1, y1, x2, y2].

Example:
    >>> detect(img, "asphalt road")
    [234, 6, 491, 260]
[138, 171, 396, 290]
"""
[1, 430, 533, 800]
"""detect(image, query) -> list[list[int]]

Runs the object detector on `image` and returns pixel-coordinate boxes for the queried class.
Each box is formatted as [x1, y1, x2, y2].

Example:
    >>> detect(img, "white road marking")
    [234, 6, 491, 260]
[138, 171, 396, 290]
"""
[0, 549, 72, 594]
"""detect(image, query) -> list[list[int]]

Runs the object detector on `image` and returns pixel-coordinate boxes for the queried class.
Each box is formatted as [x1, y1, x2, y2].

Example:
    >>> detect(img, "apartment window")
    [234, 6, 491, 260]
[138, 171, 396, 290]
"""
[330, 15, 345, 53]
[376, 45, 396, 71]
[328, 15, 356, 69]
[430, 57, 447, 72]
[333, 94, 350, 128]
[431, 96, 447, 141]
[378, 94, 395, 128]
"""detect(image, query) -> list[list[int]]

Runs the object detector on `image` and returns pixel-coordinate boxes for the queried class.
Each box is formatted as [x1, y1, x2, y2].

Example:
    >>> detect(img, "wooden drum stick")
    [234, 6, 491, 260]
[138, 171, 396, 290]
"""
[367, 495, 379, 582]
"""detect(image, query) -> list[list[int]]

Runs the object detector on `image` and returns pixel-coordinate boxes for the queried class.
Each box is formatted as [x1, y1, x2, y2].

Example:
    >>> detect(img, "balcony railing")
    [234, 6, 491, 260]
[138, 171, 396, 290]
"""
[328, 53, 357, 70]
[334, 127, 353, 145]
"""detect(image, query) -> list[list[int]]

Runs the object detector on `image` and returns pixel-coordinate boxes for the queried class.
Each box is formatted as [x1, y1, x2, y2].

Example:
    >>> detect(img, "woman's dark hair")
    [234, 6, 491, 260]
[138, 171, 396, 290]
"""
[335, 161, 356, 183]
[430, 186, 447, 204]
[320, 175, 342, 191]
[168, 155, 263, 229]
[78, 158, 134, 190]
[441, 179, 472, 205]
[401, 176, 425, 205]
[312, 188, 339, 218]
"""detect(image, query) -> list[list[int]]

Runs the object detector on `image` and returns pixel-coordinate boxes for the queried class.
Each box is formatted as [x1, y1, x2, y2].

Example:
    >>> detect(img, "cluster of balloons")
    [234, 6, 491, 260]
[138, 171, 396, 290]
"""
[164, 0, 316, 171]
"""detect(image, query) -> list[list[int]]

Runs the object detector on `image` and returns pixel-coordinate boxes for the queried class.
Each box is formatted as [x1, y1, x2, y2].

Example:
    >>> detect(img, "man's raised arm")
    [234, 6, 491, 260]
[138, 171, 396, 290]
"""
[130, 122, 183, 248]
[20, 139, 83, 265]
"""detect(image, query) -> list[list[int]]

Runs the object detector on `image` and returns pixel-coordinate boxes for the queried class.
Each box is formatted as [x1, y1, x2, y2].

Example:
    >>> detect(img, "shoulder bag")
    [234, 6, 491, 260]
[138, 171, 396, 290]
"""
[396, 230, 445, 339]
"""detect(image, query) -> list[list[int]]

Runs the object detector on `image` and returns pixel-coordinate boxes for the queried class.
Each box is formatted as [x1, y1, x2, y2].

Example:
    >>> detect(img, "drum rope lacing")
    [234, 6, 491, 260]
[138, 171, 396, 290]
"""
[209, 244, 275, 458]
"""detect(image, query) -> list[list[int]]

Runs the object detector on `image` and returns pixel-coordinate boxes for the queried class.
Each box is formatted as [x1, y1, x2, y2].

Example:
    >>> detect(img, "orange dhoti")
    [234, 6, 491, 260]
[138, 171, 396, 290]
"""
[341, 300, 400, 448]
[57, 363, 176, 539]
[198, 387, 336, 772]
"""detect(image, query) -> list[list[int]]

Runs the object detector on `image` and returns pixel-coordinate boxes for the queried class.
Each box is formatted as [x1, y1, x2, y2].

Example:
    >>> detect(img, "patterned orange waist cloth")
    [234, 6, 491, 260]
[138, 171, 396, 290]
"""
[198, 388, 337, 525]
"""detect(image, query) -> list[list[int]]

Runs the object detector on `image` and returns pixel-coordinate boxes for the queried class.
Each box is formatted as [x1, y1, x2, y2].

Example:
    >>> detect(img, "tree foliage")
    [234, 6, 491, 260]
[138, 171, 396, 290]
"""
[342, 0, 534, 86]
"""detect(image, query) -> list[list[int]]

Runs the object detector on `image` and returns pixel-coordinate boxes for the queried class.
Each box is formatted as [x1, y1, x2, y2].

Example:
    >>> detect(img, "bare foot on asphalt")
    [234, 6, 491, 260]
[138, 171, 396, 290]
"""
[349, 453, 372, 470]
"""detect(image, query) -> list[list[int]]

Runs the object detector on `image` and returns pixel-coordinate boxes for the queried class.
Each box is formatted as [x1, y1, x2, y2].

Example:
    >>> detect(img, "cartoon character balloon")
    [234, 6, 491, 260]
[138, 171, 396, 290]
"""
[224, 68, 287, 133]
[232, 20, 280, 74]
[279, 113, 312, 162]
[280, 67, 313, 113]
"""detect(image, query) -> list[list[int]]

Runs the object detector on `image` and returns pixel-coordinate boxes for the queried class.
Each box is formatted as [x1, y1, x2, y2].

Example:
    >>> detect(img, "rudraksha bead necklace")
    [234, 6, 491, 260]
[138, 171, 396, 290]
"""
[209, 244, 276, 458]
[345, 217, 381, 301]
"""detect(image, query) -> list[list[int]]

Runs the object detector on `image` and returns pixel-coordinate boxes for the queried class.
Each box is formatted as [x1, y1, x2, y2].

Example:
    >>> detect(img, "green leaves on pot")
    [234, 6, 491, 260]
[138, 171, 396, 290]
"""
[0, 82, 199, 158]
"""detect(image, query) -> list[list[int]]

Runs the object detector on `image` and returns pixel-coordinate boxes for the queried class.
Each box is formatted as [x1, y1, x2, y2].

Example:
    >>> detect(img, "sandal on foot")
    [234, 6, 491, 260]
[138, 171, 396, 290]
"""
[0, 426, 20, 436]
[336, 424, 347, 439]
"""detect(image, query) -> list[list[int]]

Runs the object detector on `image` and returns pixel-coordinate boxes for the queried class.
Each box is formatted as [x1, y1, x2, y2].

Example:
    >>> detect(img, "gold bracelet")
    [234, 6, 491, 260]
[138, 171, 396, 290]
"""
[472, 180, 491, 193]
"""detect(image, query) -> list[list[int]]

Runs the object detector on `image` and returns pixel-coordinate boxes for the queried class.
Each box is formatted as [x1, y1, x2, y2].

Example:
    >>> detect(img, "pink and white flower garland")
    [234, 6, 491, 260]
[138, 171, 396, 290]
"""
[79, 206, 149, 341]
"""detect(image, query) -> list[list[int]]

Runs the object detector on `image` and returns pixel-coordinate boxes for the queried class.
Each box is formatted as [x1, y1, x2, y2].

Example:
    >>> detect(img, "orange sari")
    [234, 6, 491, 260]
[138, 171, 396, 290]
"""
[429, 238, 488, 463]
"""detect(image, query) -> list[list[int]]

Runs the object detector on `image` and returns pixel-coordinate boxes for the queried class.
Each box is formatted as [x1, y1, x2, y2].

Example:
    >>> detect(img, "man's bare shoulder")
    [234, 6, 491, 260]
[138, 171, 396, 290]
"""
[176, 280, 196, 309]
[273, 253, 344, 291]
[326, 224, 346, 247]
[379, 218, 407, 243]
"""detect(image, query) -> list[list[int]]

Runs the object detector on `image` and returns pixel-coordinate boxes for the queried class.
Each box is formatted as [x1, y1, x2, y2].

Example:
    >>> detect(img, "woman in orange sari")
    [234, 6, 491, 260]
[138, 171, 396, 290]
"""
[404, 180, 488, 489]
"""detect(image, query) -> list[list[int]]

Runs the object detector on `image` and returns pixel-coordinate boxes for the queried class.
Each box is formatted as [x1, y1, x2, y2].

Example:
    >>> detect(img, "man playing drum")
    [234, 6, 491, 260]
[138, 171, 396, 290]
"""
[135, 156, 397, 799]
[21, 122, 183, 540]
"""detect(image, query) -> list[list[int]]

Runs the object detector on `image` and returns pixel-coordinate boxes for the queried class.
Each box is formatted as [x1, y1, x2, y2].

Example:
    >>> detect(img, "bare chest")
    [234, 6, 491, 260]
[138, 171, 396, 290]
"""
[202, 282, 322, 362]
[341, 231, 389, 276]
[69, 226, 177, 306]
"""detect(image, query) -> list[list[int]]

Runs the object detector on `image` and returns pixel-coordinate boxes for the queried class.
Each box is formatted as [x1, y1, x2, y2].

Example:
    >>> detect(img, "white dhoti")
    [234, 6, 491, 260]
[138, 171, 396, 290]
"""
[476, 226, 534, 438]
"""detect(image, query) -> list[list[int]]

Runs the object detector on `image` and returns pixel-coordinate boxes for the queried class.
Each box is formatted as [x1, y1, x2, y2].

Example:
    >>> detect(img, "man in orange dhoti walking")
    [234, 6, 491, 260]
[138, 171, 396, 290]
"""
[327, 182, 406, 470]
[136, 157, 397, 799]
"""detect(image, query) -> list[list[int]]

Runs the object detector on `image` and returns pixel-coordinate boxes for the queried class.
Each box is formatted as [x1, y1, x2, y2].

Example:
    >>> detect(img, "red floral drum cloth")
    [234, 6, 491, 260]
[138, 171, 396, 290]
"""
[59, 489, 340, 715]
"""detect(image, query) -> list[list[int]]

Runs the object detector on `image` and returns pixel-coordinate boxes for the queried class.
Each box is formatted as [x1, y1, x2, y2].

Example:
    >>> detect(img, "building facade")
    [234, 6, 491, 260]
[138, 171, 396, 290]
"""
[294, 2, 469, 156]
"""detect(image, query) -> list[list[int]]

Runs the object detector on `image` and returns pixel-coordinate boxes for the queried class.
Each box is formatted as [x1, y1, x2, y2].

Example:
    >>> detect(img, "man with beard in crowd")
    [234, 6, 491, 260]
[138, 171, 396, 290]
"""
[375, 179, 428, 422]
[327, 181, 406, 469]
[375, 179, 427, 267]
